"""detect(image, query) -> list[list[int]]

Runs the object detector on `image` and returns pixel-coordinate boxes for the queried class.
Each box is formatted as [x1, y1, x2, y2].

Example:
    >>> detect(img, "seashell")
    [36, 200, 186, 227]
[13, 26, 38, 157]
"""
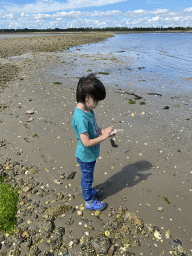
[23, 187, 30, 193]
[80, 238, 85, 244]
[165, 230, 170, 239]
[131, 113, 135, 117]
[53, 179, 63, 184]
[158, 207, 163, 212]
[68, 241, 73, 247]
[26, 110, 34, 114]
[170, 239, 182, 250]
[88, 225, 95, 230]
[178, 247, 187, 254]
[77, 210, 83, 216]
[95, 210, 101, 216]
[105, 231, 110, 237]
[79, 204, 85, 211]
[26, 117, 34, 122]
[154, 230, 162, 240]
[84, 231, 89, 236]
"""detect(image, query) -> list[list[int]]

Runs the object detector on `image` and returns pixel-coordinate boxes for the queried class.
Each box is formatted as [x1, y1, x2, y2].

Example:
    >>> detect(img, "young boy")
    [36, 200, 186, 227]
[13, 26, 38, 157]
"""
[72, 74, 114, 211]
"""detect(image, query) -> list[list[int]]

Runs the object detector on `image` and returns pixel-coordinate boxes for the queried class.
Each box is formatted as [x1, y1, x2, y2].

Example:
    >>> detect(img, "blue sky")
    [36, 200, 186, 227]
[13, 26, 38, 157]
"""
[1, 0, 192, 29]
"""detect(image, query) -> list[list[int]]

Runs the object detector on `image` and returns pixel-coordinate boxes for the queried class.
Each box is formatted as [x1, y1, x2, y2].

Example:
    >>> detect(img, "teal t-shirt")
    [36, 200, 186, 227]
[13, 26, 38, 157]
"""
[72, 108, 100, 162]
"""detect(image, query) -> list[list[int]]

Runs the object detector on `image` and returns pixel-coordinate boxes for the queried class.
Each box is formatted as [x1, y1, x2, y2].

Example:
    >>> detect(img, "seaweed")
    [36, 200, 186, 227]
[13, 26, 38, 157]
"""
[158, 195, 171, 204]
[163, 197, 171, 204]
[129, 99, 136, 104]
[52, 82, 62, 84]
[139, 101, 146, 105]
[98, 72, 110, 75]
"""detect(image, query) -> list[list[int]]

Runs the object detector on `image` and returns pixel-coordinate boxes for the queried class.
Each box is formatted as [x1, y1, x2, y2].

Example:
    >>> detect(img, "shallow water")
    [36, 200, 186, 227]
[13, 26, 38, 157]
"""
[62, 33, 192, 94]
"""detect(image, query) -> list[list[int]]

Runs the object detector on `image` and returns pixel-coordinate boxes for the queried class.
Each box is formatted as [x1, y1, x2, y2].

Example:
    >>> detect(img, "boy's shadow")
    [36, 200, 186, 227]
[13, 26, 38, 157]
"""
[96, 160, 152, 200]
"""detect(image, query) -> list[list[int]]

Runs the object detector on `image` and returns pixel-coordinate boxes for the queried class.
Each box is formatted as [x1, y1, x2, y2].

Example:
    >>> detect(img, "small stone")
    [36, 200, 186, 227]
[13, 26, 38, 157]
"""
[23, 231, 30, 238]
[92, 236, 111, 254]
[67, 171, 76, 180]
[170, 239, 182, 250]
[41, 220, 54, 233]
[55, 227, 65, 238]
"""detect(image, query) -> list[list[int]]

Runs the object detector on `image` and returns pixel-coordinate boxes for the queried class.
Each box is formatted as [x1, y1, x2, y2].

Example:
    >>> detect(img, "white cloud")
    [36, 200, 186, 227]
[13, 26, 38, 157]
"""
[1, 1, 192, 29]
[4, 0, 128, 14]
[2, 13, 16, 20]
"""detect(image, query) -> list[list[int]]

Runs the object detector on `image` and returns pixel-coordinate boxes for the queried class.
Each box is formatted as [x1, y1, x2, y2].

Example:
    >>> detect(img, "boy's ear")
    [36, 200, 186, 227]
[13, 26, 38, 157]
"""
[85, 95, 89, 101]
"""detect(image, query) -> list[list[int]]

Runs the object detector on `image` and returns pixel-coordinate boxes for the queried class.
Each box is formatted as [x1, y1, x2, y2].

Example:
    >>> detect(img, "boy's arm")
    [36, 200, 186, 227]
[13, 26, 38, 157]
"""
[80, 126, 113, 147]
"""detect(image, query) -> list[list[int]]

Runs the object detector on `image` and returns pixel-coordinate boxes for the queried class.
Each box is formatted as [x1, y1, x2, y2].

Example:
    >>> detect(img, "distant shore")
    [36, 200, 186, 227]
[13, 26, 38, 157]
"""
[0, 32, 114, 58]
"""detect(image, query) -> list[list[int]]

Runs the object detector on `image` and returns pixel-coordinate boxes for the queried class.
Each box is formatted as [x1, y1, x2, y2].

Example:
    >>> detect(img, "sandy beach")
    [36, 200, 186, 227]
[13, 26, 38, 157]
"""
[0, 33, 191, 256]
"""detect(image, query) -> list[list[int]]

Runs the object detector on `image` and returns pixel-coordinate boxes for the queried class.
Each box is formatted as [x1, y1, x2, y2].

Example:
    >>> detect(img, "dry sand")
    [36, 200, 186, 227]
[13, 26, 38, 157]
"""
[0, 33, 191, 255]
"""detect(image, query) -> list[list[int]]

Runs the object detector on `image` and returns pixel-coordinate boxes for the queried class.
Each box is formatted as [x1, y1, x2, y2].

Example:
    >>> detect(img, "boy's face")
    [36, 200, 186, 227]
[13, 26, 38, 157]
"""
[85, 96, 99, 110]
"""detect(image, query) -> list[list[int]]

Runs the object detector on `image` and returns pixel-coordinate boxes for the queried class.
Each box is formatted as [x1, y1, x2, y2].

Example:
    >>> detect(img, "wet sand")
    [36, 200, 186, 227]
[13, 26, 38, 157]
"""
[0, 33, 191, 255]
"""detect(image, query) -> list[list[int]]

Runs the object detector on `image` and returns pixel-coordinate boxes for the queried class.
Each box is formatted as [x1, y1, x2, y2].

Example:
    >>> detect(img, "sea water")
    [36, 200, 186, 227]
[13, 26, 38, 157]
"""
[64, 33, 192, 94]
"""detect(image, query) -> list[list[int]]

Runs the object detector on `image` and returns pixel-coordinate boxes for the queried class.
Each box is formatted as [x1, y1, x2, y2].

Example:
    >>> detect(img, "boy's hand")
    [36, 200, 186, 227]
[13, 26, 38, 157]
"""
[103, 126, 114, 139]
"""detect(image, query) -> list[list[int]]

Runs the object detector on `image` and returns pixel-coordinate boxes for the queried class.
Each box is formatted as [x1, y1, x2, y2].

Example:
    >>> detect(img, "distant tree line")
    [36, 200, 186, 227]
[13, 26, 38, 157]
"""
[1, 26, 192, 33]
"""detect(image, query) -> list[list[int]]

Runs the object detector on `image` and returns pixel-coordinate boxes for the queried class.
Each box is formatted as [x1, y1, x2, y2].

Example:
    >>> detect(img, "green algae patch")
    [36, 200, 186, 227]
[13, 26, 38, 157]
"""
[158, 195, 171, 205]
[98, 72, 110, 75]
[163, 196, 171, 204]
[129, 99, 136, 104]
[0, 182, 19, 232]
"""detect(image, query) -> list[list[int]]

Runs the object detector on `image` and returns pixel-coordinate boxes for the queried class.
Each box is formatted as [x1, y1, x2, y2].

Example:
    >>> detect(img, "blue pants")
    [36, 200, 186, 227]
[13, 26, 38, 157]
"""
[77, 158, 96, 202]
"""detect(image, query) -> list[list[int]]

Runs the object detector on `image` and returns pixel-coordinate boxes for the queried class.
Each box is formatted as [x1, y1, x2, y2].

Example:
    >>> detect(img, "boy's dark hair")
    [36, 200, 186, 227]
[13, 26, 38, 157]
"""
[76, 73, 106, 103]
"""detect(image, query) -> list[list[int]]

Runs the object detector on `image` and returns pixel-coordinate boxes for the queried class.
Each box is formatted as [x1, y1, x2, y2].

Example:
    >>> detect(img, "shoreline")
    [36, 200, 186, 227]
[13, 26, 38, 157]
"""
[0, 34, 191, 255]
